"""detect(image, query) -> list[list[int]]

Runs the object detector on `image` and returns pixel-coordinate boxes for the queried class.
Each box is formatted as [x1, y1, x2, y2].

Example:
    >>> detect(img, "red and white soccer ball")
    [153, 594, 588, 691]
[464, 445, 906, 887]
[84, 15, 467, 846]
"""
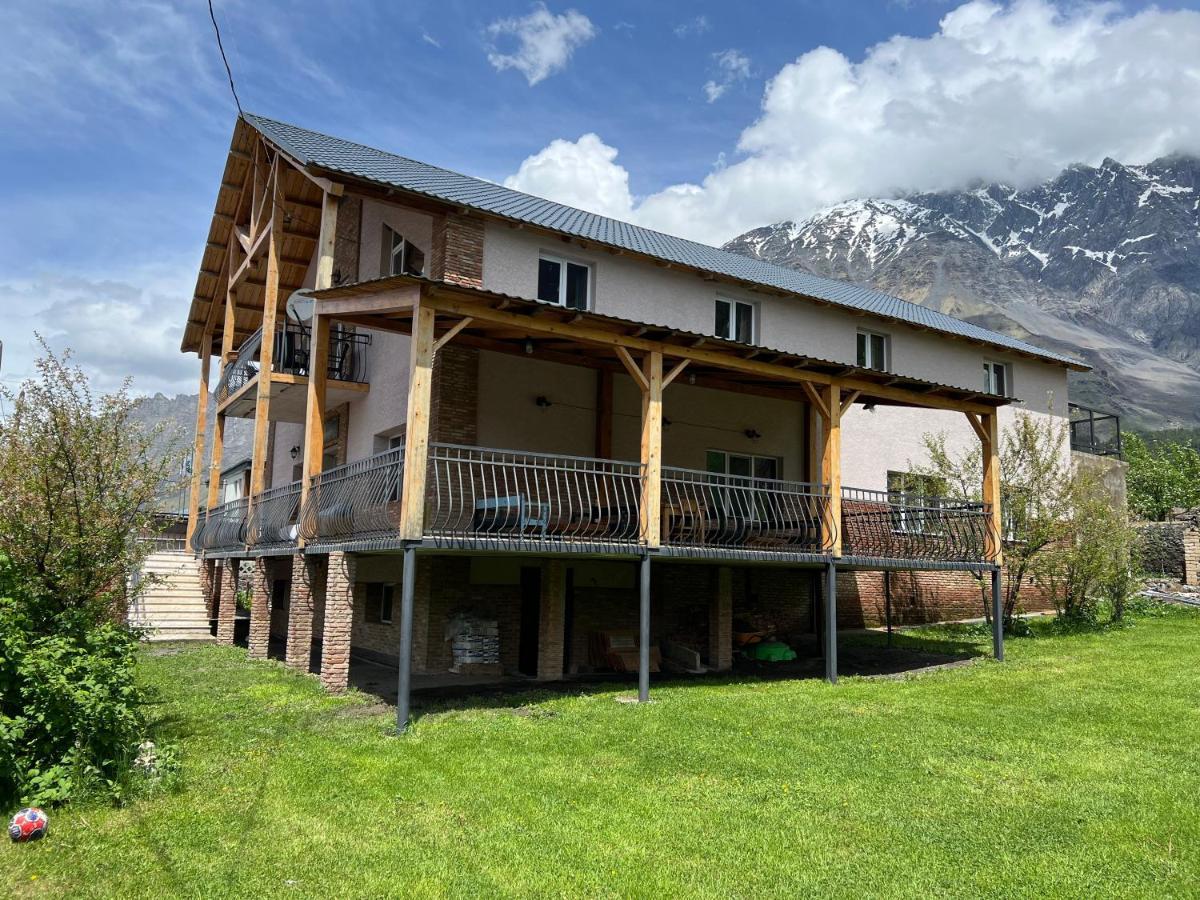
[8, 807, 48, 843]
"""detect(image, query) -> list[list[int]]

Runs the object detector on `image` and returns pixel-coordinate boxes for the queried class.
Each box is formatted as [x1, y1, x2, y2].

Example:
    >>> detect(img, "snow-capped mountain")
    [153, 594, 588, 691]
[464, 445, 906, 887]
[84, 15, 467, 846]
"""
[723, 155, 1200, 429]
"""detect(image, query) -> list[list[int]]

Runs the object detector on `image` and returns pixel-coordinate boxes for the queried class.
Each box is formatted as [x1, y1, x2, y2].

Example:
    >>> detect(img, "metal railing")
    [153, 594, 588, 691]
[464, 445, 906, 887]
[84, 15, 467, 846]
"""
[424, 444, 643, 550]
[1068, 403, 1122, 459]
[246, 480, 303, 553]
[301, 446, 405, 549]
[191, 497, 249, 554]
[215, 327, 264, 405]
[840, 488, 990, 563]
[661, 467, 833, 554]
[274, 322, 371, 384]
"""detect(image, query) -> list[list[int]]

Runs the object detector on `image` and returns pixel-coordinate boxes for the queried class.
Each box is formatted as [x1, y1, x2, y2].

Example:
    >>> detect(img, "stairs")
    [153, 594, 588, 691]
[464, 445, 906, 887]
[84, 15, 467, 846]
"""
[130, 550, 214, 642]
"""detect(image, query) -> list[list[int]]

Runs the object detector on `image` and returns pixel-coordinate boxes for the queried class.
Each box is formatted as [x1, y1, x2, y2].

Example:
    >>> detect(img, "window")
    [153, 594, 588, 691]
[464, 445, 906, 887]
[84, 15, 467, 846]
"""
[380, 225, 426, 277]
[537, 254, 590, 309]
[856, 330, 889, 372]
[887, 471, 947, 534]
[707, 450, 780, 519]
[364, 583, 395, 624]
[714, 297, 754, 343]
[983, 361, 1009, 397]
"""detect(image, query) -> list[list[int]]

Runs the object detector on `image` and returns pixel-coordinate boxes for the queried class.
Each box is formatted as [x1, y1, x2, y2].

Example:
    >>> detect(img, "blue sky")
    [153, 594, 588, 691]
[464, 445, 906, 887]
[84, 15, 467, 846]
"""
[2, 0, 1199, 395]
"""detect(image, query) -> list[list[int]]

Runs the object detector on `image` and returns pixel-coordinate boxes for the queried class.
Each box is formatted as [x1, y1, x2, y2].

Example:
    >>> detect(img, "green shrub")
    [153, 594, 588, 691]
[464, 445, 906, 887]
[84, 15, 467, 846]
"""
[0, 599, 153, 806]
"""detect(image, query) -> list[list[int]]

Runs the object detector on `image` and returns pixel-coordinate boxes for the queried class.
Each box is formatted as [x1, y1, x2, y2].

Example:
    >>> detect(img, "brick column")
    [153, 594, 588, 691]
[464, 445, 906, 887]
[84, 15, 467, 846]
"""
[247, 558, 272, 659]
[320, 551, 357, 692]
[430, 213, 484, 287]
[286, 553, 321, 673]
[1184, 530, 1200, 586]
[537, 561, 566, 681]
[200, 558, 218, 620]
[709, 566, 733, 671]
[217, 560, 239, 645]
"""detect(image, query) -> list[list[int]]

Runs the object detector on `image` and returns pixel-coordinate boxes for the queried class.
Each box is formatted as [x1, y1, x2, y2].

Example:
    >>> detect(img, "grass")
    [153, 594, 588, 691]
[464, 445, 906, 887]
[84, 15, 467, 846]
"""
[4, 609, 1200, 898]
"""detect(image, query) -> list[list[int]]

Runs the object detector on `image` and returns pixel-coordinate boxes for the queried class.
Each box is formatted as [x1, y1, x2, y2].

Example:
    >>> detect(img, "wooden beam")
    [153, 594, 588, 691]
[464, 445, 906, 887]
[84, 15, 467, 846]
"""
[315, 192, 338, 290]
[963, 411, 988, 444]
[185, 333, 212, 545]
[398, 304, 437, 541]
[615, 345, 649, 391]
[206, 413, 227, 511]
[662, 358, 690, 388]
[248, 166, 283, 504]
[639, 351, 663, 549]
[228, 219, 273, 289]
[981, 411, 1003, 566]
[823, 381, 843, 556]
[298, 310, 330, 543]
[806, 397, 823, 486]
[433, 317, 473, 353]
[801, 380, 828, 420]
[316, 288, 418, 318]
[839, 390, 861, 418]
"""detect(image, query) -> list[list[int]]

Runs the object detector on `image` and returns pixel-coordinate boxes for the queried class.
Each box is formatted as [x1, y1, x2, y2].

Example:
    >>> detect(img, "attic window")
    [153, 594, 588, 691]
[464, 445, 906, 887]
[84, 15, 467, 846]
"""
[856, 330, 889, 372]
[381, 225, 425, 277]
[715, 297, 754, 343]
[983, 360, 1010, 397]
[537, 254, 590, 309]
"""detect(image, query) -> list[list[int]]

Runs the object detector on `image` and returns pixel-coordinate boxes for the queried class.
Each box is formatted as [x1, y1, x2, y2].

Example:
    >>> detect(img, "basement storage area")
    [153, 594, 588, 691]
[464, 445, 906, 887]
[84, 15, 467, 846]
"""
[335, 554, 820, 699]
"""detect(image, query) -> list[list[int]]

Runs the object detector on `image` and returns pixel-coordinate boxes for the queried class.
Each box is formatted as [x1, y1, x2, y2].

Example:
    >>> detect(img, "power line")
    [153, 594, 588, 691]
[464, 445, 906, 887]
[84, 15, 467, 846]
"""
[208, 0, 243, 117]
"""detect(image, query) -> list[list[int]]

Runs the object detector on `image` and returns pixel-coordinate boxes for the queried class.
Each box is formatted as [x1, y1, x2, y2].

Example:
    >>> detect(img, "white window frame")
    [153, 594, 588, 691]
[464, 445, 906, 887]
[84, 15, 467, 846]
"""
[707, 449, 781, 520]
[381, 225, 426, 278]
[983, 360, 1010, 397]
[366, 583, 395, 625]
[714, 296, 756, 344]
[537, 253, 592, 310]
[856, 329, 890, 372]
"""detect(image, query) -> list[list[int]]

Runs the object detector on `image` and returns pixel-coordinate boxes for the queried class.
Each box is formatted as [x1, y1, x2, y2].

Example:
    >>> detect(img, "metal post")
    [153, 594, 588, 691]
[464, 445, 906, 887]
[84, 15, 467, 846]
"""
[824, 560, 837, 684]
[991, 566, 1004, 661]
[396, 546, 417, 733]
[884, 570, 893, 649]
[638, 554, 651, 702]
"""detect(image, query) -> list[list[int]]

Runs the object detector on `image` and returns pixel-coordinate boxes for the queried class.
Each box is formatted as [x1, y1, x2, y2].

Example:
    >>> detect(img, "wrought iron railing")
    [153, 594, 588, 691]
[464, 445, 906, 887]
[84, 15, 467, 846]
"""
[424, 444, 643, 550]
[191, 497, 249, 554]
[246, 480, 302, 553]
[274, 322, 371, 384]
[660, 467, 833, 554]
[215, 328, 264, 405]
[840, 487, 990, 562]
[301, 446, 405, 548]
[1068, 402, 1122, 459]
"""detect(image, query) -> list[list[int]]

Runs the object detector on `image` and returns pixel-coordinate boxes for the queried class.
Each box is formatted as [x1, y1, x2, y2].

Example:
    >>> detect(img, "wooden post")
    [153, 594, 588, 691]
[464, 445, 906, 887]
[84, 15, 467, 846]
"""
[248, 165, 283, 506]
[806, 399, 822, 485]
[185, 333, 212, 546]
[981, 411, 1003, 567]
[399, 303, 436, 541]
[822, 382, 843, 557]
[207, 235, 242, 510]
[639, 351, 663, 549]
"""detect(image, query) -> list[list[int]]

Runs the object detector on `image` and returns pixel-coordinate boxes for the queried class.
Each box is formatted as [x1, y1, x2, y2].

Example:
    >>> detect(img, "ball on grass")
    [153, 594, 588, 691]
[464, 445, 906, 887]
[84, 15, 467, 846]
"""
[9, 808, 48, 843]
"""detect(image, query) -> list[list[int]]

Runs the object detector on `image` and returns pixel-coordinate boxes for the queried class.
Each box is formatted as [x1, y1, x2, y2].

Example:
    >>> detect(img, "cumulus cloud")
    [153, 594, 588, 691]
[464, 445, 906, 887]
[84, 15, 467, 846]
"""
[504, 134, 635, 220]
[703, 49, 751, 102]
[674, 15, 710, 38]
[484, 3, 596, 86]
[508, 0, 1200, 245]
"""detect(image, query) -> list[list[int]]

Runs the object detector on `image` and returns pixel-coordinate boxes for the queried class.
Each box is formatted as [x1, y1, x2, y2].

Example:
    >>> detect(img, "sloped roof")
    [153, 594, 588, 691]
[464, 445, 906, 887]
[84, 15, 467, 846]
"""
[244, 112, 1087, 370]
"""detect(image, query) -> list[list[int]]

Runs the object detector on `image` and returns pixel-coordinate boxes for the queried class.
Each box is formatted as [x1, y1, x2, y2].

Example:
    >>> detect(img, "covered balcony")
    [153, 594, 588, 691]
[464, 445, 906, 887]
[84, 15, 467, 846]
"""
[215, 322, 371, 421]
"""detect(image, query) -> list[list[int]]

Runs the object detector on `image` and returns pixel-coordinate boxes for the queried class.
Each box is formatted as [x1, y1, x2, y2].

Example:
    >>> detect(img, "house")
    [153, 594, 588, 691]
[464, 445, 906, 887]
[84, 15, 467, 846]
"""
[181, 114, 1098, 724]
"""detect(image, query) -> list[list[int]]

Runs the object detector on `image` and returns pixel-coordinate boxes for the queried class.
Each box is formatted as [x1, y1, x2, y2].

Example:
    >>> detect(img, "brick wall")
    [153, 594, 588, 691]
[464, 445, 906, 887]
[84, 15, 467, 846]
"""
[430, 213, 484, 288]
[431, 344, 479, 444]
[286, 553, 322, 673]
[247, 557, 271, 659]
[537, 561, 566, 680]
[333, 195, 362, 286]
[216, 559, 239, 644]
[200, 559, 218, 620]
[1185, 531, 1200, 586]
[320, 552, 356, 692]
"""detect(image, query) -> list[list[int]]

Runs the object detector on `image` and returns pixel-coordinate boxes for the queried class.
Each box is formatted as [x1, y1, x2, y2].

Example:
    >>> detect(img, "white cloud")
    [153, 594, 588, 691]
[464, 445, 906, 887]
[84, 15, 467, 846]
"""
[703, 49, 751, 102]
[504, 134, 634, 220]
[484, 3, 596, 86]
[509, 0, 1200, 245]
[674, 15, 710, 38]
[422, 31, 441, 49]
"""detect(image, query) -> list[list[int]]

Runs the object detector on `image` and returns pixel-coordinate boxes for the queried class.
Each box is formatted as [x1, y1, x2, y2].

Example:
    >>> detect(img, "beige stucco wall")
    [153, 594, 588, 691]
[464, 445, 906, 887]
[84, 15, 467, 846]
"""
[358, 199, 434, 282]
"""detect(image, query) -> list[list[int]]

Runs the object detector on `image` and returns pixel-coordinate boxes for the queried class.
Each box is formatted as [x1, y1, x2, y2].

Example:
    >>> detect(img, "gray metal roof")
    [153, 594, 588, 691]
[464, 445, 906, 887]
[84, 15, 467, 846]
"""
[245, 112, 1086, 370]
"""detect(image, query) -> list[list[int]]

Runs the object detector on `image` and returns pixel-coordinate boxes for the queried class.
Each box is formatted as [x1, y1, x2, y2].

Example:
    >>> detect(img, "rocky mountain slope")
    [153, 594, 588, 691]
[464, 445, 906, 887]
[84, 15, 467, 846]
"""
[724, 155, 1200, 429]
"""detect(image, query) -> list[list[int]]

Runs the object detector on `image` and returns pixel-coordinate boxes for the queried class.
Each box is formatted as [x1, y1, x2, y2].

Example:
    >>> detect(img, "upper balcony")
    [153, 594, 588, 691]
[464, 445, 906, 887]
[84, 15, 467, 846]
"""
[1068, 403, 1123, 459]
[215, 323, 371, 421]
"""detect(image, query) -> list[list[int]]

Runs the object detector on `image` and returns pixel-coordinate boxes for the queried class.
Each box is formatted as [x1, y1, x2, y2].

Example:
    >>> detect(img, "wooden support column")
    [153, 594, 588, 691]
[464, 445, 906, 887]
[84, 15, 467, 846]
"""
[980, 411, 1003, 567]
[399, 303, 437, 541]
[806, 398, 823, 486]
[822, 382, 843, 557]
[207, 236, 242, 510]
[638, 351, 663, 548]
[248, 164, 283, 508]
[185, 332, 212, 546]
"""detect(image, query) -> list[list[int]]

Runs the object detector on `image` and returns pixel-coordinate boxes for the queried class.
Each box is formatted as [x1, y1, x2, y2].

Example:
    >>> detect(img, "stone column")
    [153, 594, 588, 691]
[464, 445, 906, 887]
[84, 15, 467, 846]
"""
[537, 560, 566, 681]
[217, 560, 239, 645]
[247, 558, 272, 659]
[200, 558, 218, 620]
[319, 551, 357, 693]
[1183, 529, 1200, 587]
[709, 566, 733, 672]
[286, 553, 320, 673]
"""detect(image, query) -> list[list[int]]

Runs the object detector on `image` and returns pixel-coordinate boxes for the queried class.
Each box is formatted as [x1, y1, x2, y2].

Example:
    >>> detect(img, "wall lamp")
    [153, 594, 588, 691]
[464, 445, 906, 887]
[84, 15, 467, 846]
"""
[535, 395, 553, 408]
[744, 428, 762, 440]
[289, 445, 301, 461]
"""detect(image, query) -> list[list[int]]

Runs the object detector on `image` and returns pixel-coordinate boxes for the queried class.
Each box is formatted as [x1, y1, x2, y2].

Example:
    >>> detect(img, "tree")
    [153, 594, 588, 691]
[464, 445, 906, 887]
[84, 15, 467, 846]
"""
[0, 340, 180, 636]
[1124, 433, 1200, 521]
[917, 411, 1074, 631]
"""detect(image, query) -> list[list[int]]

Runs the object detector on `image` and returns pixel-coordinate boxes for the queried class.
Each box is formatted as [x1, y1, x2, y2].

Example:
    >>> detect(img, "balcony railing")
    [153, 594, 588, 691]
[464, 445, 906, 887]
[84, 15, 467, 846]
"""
[191, 497, 249, 554]
[1068, 403, 1122, 459]
[301, 446, 405, 550]
[661, 467, 833, 555]
[840, 488, 990, 563]
[425, 444, 643, 551]
[215, 324, 371, 407]
[245, 480, 302, 554]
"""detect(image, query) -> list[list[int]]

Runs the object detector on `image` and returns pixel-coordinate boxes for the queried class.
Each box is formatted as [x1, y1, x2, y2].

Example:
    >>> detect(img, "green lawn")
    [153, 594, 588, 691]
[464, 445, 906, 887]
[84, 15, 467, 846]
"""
[5, 609, 1200, 899]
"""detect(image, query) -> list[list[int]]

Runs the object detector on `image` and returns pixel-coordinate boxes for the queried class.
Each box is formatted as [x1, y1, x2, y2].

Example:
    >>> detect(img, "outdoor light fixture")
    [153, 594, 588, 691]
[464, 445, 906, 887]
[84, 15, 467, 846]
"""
[524, 339, 534, 354]
[864, 401, 877, 412]
[535, 395, 552, 408]
[289, 445, 301, 460]
[687, 372, 696, 385]
[744, 428, 762, 440]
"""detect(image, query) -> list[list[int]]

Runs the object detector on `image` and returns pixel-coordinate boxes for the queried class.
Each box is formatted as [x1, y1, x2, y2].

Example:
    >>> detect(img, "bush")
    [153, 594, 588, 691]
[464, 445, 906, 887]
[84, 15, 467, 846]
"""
[0, 598, 157, 806]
